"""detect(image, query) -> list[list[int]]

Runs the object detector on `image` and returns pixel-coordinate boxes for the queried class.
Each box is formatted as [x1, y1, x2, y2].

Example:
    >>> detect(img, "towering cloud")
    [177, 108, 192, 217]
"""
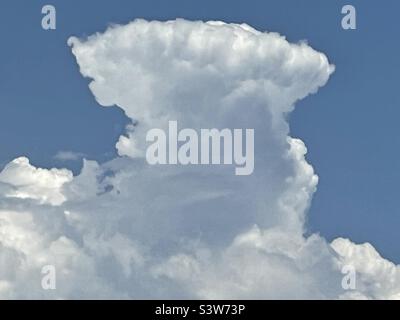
[0, 19, 398, 299]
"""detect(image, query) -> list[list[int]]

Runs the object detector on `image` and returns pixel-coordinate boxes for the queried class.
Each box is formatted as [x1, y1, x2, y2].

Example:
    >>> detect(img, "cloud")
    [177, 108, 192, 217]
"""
[68, 19, 334, 162]
[54, 151, 86, 162]
[0, 19, 398, 299]
[0, 157, 72, 206]
[332, 238, 400, 300]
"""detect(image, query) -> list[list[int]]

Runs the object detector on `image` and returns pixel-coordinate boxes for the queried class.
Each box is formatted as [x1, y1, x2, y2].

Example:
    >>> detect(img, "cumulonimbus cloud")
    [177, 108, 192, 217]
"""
[0, 19, 398, 299]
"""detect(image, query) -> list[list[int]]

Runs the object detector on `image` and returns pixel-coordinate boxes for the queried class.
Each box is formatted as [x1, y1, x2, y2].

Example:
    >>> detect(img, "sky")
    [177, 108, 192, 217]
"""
[0, 0, 399, 299]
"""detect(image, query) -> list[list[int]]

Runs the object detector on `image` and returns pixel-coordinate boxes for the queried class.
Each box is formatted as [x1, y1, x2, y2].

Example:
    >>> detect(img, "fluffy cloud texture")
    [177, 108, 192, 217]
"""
[0, 19, 398, 299]
[0, 157, 72, 206]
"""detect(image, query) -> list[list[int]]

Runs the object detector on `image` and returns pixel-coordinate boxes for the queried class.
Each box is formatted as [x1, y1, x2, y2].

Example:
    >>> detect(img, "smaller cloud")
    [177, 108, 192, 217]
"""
[0, 157, 73, 206]
[54, 151, 86, 162]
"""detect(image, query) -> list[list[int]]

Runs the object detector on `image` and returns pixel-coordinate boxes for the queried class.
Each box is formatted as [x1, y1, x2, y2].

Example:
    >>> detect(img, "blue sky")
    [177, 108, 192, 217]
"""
[1, 0, 399, 265]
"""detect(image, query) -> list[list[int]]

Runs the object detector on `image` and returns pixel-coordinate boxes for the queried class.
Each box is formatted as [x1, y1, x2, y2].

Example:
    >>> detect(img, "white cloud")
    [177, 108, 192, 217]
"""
[332, 238, 400, 300]
[68, 19, 334, 161]
[0, 157, 72, 206]
[54, 151, 86, 162]
[0, 19, 397, 299]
